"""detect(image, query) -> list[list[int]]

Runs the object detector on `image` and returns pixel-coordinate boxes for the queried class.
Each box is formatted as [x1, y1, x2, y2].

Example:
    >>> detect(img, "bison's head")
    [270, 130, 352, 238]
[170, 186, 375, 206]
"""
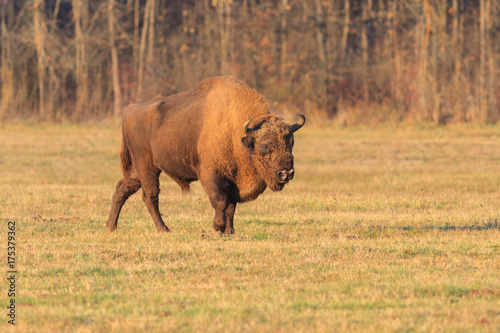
[241, 114, 305, 191]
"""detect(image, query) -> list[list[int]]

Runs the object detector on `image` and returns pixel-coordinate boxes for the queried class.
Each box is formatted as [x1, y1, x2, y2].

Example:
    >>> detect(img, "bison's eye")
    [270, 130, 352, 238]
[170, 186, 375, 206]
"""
[259, 143, 270, 154]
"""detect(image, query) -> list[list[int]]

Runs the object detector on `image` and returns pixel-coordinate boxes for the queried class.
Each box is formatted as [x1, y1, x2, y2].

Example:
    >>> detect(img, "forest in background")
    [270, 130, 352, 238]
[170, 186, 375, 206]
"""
[0, 0, 499, 124]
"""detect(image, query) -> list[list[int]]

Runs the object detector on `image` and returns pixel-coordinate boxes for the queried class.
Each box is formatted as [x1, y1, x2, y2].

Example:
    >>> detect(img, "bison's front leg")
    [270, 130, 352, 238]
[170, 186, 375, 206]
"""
[200, 175, 236, 234]
[209, 195, 235, 234]
[224, 200, 237, 234]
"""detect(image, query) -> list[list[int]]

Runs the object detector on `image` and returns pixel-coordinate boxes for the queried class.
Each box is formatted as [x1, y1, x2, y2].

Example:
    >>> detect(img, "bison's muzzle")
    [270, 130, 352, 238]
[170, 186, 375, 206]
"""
[277, 168, 295, 183]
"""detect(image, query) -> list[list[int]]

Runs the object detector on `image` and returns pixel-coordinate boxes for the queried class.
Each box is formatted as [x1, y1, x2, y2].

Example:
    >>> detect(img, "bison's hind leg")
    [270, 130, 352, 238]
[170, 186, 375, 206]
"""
[139, 168, 170, 233]
[106, 176, 141, 232]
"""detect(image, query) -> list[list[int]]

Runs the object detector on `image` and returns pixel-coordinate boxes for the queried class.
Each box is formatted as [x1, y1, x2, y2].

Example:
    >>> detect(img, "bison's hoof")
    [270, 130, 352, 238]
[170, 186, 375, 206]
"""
[223, 229, 235, 235]
[157, 226, 171, 233]
[212, 224, 225, 233]
[106, 222, 117, 233]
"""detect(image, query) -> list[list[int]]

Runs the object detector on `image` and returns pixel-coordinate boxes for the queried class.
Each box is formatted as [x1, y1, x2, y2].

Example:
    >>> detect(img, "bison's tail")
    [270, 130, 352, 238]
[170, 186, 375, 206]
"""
[120, 134, 133, 182]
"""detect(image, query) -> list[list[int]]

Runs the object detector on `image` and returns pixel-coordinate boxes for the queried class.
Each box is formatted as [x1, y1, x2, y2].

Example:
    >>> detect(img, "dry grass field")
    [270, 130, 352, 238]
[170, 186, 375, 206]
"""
[0, 122, 499, 332]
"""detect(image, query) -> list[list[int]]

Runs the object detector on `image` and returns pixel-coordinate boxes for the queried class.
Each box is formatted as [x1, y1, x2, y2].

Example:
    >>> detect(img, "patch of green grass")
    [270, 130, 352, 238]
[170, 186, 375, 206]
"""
[252, 232, 270, 240]
[75, 267, 129, 277]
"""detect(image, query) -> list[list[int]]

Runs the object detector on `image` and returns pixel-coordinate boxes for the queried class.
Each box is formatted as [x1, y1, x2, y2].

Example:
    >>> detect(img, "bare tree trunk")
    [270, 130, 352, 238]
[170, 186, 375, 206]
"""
[485, 0, 494, 121]
[225, 2, 232, 74]
[218, 3, 226, 74]
[314, 0, 325, 65]
[452, 0, 461, 79]
[74, 0, 88, 120]
[247, 0, 262, 89]
[338, 0, 350, 112]
[218, 1, 231, 74]
[430, 1, 444, 122]
[33, 0, 46, 119]
[50, 0, 61, 32]
[280, 0, 288, 81]
[361, 0, 371, 104]
[417, 0, 431, 119]
[313, 0, 326, 108]
[47, 0, 61, 121]
[203, 0, 215, 76]
[324, 0, 338, 117]
[452, 0, 462, 119]
[133, 0, 140, 77]
[479, 0, 486, 123]
[108, 0, 121, 118]
[341, 0, 349, 65]
[239, 0, 250, 85]
[0, 1, 13, 124]
[147, 0, 156, 66]
[137, 0, 151, 101]
[438, 0, 447, 62]
[390, 0, 401, 114]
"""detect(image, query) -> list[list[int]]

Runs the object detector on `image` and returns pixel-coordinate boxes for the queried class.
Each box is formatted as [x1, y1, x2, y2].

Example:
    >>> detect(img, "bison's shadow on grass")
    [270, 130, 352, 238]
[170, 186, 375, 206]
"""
[349, 217, 500, 239]
[398, 217, 500, 232]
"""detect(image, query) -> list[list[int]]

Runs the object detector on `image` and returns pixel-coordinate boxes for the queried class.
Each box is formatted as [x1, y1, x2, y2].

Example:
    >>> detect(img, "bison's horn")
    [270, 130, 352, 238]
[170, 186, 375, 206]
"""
[243, 119, 258, 137]
[290, 114, 306, 132]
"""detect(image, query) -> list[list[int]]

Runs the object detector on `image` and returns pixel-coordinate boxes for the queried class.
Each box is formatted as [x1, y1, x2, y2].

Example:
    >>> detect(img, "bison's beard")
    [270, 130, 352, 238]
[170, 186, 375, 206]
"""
[268, 180, 287, 192]
[254, 161, 289, 192]
[260, 170, 288, 192]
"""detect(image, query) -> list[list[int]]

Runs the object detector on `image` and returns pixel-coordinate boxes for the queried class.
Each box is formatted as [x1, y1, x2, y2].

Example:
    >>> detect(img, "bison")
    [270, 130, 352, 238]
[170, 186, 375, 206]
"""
[106, 76, 305, 234]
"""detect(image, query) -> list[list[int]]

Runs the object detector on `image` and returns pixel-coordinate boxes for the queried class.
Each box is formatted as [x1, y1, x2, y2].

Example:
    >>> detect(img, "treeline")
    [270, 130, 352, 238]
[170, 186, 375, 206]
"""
[0, 0, 499, 124]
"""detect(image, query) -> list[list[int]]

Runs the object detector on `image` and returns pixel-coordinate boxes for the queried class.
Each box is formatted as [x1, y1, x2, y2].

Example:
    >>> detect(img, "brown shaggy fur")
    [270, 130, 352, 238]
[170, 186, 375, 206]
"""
[106, 76, 305, 234]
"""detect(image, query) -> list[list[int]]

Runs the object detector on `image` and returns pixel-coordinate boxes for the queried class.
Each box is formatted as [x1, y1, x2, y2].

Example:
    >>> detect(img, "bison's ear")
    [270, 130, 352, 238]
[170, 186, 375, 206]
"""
[241, 136, 255, 151]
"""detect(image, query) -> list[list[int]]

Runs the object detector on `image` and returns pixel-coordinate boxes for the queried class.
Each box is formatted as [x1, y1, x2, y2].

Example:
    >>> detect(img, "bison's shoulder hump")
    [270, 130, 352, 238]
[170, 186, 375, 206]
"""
[197, 76, 267, 106]
[196, 76, 259, 97]
[197, 76, 242, 89]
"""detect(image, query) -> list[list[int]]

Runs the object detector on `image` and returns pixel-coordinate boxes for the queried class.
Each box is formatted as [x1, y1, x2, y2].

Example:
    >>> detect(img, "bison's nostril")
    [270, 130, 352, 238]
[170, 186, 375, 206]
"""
[277, 171, 288, 181]
[277, 169, 294, 182]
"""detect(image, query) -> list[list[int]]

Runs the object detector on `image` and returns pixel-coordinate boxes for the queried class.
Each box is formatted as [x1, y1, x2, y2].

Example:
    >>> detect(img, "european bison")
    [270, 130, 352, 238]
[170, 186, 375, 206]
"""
[106, 76, 305, 234]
